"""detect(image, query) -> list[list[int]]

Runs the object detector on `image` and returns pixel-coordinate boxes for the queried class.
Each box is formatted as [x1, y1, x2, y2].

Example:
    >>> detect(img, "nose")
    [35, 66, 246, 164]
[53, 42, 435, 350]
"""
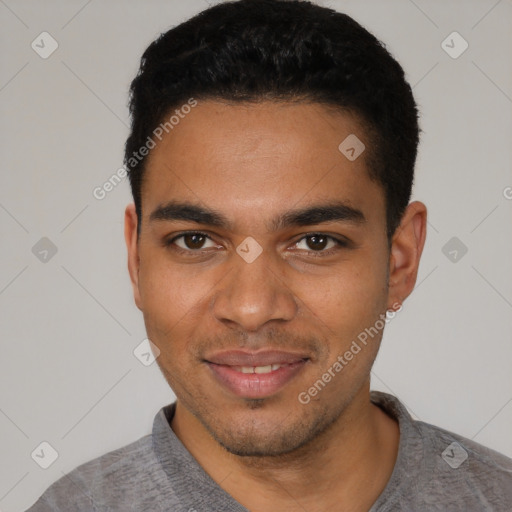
[212, 247, 298, 332]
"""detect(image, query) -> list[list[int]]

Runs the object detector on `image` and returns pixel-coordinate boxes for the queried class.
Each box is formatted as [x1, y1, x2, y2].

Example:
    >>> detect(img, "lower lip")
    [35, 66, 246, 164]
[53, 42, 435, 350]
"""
[206, 361, 308, 399]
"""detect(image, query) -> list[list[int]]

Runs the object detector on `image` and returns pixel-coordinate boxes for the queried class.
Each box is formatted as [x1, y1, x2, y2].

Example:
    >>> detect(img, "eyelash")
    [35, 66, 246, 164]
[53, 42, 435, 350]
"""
[164, 231, 349, 257]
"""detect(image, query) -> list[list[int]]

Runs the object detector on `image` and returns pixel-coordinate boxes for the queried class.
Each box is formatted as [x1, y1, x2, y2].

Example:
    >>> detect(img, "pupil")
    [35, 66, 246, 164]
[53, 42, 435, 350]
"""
[185, 234, 205, 249]
[308, 235, 327, 251]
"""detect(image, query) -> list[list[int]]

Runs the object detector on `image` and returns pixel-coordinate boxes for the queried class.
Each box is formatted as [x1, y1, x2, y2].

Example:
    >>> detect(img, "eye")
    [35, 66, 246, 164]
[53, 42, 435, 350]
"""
[168, 232, 219, 251]
[293, 233, 346, 254]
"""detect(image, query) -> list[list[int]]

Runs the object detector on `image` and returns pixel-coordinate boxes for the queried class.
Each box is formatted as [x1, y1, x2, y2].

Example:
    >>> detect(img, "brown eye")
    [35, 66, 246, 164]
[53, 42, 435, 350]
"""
[171, 232, 217, 251]
[305, 234, 329, 251]
[182, 233, 206, 249]
[293, 234, 346, 254]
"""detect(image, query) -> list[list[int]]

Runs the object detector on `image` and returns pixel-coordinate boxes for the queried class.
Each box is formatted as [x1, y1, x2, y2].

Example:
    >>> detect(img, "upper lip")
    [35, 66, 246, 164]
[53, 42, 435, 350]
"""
[205, 350, 310, 367]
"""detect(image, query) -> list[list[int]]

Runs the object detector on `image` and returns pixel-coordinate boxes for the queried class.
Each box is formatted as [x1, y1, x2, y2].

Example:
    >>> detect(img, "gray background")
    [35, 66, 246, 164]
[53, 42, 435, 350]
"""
[1, 0, 511, 510]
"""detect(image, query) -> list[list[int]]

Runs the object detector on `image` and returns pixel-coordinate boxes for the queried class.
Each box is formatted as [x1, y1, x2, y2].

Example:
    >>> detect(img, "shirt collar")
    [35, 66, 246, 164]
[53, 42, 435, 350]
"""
[151, 391, 425, 511]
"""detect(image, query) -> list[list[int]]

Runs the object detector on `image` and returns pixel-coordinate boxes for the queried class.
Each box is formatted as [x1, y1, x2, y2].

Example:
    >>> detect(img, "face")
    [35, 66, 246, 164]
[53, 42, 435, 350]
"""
[126, 100, 404, 457]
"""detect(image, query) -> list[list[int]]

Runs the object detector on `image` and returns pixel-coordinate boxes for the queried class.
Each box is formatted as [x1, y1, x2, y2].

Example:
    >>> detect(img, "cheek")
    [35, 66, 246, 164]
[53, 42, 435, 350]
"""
[300, 256, 388, 337]
[137, 256, 209, 337]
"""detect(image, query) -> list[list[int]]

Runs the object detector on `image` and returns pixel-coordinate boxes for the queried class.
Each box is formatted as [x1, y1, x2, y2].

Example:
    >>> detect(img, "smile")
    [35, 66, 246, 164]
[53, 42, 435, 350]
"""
[231, 363, 288, 374]
[206, 360, 308, 399]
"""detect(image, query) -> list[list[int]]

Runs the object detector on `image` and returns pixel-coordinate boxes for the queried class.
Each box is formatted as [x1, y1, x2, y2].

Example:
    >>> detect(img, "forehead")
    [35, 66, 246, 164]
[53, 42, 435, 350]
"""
[141, 100, 384, 233]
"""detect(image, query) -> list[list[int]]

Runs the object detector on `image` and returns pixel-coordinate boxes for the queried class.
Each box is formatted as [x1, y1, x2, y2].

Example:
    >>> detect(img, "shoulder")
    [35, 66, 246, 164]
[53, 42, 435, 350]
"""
[371, 391, 512, 511]
[415, 420, 512, 510]
[416, 417, 512, 477]
[25, 434, 171, 511]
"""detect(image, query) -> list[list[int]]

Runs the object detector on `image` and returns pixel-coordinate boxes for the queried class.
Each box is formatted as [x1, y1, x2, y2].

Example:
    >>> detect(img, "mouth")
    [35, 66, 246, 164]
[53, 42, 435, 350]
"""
[204, 350, 310, 399]
[229, 363, 294, 374]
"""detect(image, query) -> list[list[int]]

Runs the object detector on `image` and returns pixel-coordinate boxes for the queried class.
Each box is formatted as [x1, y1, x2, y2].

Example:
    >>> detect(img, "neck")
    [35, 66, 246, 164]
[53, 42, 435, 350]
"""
[171, 383, 399, 512]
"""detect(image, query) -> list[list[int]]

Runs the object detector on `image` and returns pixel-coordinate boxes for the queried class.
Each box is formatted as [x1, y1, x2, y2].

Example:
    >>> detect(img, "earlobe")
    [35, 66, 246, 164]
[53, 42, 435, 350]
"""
[387, 201, 427, 309]
[124, 203, 143, 310]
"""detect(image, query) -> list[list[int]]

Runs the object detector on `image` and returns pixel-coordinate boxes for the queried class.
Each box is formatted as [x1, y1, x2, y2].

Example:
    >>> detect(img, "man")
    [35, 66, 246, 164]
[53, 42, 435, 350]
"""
[27, 0, 512, 510]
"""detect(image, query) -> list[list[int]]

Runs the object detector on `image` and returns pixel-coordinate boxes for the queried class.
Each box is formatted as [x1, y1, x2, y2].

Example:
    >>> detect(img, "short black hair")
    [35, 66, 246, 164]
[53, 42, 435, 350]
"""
[124, 0, 419, 242]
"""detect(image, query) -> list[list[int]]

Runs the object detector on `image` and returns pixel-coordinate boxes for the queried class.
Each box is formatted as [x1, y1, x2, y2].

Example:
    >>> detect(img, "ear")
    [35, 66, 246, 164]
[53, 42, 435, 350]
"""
[124, 203, 142, 310]
[387, 201, 427, 310]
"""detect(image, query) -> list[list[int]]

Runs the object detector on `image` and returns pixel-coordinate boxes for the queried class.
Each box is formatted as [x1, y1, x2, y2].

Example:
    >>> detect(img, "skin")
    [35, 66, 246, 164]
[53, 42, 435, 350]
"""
[124, 100, 427, 511]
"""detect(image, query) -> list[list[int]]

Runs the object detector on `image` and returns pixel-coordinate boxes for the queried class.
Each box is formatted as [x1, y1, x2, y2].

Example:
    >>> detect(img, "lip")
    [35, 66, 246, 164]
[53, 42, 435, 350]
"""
[205, 349, 310, 367]
[204, 350, 310, 399]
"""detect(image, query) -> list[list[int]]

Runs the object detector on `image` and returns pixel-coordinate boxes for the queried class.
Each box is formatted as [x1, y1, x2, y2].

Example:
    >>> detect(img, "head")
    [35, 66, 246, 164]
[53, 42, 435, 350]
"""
[124, 0, 427, 457]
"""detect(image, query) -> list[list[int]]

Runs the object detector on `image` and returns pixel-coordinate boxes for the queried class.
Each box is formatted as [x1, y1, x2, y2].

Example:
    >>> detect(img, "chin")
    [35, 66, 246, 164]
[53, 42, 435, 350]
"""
[201, 404, 336, 458]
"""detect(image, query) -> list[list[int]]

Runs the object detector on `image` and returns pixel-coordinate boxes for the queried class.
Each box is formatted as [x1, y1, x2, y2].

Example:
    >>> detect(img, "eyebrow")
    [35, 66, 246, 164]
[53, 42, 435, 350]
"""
[149, 200, 366, 231]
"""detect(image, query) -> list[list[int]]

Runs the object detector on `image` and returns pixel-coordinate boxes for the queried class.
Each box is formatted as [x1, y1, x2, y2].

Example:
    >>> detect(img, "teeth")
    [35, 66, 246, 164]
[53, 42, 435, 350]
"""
[235, 364, 284, 374]
[254, 365, 273, 374]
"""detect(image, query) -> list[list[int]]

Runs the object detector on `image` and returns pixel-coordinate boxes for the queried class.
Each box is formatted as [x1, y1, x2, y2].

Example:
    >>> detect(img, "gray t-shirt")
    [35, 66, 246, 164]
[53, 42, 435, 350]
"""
[25, 391, 512, 511]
